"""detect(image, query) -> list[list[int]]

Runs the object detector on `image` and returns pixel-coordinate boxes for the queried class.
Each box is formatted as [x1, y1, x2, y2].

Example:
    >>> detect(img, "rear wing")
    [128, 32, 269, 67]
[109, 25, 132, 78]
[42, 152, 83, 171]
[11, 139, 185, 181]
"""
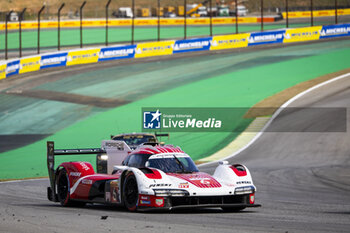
[46, 140, 130, 202]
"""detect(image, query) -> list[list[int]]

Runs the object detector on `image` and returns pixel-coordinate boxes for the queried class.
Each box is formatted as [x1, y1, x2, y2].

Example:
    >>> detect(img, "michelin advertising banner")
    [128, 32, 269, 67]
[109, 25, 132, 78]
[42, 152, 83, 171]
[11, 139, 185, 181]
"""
[284, 26, 322, 43]
[40, 53, 68, 69]
[211, 34, 250, 50]
[0, 64, 6, 80]
[319, 24, 350, 39]
[66, 49, 100, 66]
[98, 45, 136, 61]
[248, 30, 285, 46]
[135, 41, 174, 58]
[173, 37, 212, 53]
[6, 60, 20, 77]
[19, 56, 41, 74]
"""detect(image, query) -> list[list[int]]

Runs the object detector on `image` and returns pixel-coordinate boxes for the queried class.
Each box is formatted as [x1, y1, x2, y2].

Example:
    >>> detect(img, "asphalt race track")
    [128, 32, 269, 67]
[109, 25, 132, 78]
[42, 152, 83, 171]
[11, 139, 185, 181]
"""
[0, 67, 349, 232]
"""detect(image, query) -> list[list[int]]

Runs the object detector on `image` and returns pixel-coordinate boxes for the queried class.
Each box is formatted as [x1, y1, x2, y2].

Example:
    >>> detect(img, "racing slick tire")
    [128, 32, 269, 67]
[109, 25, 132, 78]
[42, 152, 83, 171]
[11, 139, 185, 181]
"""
[123, 172, 139, 212]
[56, 169, 85, 207]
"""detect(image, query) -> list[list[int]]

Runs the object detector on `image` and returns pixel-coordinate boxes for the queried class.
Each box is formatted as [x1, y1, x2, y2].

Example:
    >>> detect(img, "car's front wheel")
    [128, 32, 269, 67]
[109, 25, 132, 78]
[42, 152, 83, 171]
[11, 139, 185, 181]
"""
[123, 172, 138, 211]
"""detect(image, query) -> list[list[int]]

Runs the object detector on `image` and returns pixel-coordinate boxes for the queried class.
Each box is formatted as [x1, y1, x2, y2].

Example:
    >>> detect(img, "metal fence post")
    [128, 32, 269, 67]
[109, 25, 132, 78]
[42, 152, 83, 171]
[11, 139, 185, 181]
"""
[335, 0, 338, 24]
[131, 0, 135, 44]
[106, 0, 111, 46]
[38, 6, 45, 54]
[19, 8, 26, 58]
[58, 3, 65, 51]
[285, 0, 289, 28]
[184, 0, 187, 39]
[261, 0, 263, 32]
[235, 0, 238, 33]
[310, 0, 313, 26]
[209, 0, 212, 36]
[80, 1, 86, 48]
[158, 0, 160, 41]
[5, 11, 13, 60]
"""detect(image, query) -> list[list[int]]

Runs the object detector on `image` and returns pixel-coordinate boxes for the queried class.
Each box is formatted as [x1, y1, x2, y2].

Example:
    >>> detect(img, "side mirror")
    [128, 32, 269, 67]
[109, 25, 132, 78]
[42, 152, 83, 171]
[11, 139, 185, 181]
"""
[145, 161, 150, 167]
[219, 160, 229, 165]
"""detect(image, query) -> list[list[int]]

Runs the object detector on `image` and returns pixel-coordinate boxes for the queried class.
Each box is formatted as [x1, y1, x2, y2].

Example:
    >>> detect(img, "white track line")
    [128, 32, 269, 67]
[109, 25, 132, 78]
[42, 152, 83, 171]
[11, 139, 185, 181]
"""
[0, 178, 47, 184]
[199, 72, 350, 167]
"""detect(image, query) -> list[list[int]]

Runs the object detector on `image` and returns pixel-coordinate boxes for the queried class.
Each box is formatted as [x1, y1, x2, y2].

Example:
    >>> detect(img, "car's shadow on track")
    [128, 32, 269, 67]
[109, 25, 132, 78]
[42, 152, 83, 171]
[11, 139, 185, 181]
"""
[23, 203, 259, 214]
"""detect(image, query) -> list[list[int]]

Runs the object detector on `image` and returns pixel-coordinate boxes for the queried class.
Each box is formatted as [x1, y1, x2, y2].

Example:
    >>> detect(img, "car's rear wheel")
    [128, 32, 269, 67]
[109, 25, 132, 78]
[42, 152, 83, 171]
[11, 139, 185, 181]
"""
[123, 172, 138, 211]
[56, 169, 85, 207]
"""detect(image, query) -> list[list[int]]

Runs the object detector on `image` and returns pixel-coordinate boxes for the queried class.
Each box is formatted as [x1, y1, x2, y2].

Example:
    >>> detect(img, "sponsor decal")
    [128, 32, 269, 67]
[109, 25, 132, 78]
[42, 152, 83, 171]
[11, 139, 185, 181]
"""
[79, 162, 90, 171]
[155, 198, 164, 207]
[135, 41, 174, 58]
[320, 24, 350, 39]
[19, 56, 41, 74]
[0, 64, 6, 80]
[140, 195, 150, 201]
[98, 45, 136, 61]
[149, 183, 172, 188]
[140, 200, 151, 205]
[178, 182, 189, 188]
[173, 37, 211, 53]
[6, 60, 20, 77]
[40, 53, 67, 69]
[66, 49, 100, 66]
[210, 34, 250, 50]
[81, 179, 93, 185]
[190, 177, 212, 185]
[236, 181, 252, 185]
[283, 26, 322, 43]
[70, 172, 81, 177]
[105, 191, 111, 202]
[248, 30, 285, 46]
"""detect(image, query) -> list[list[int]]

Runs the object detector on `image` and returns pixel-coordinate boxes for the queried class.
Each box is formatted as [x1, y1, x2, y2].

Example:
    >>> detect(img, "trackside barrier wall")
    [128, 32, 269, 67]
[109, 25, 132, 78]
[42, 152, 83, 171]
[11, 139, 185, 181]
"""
[1, 23, 349, 80]
[0, 17, 276, 30]
[282, 8, 350, 18]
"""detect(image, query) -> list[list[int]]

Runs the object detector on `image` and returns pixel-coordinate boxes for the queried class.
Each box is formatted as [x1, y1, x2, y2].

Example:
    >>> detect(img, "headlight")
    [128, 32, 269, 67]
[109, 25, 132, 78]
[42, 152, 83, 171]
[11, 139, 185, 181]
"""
[153, 189, 189, 197]
[234, 186, 255, 195]
[100, 154, 108, 160]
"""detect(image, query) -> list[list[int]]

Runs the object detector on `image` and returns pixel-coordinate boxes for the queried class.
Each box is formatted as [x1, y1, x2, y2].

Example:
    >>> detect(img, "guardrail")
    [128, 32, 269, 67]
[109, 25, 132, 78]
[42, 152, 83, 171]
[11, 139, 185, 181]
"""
[1, 23, 349, 80]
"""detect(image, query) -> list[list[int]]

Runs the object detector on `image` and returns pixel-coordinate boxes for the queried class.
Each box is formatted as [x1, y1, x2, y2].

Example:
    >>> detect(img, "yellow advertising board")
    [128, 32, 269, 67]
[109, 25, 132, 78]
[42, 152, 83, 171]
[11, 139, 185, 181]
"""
[0, 64, 7, 80]
[282, 8, 350, 18]
[283, 26, 322, 43]
[19, 56, 41, 74]
[210, 33, 250, 50]
[135, 41, 174, 58]
[66, 49, 100, 66]
[0, 16, 273, 30]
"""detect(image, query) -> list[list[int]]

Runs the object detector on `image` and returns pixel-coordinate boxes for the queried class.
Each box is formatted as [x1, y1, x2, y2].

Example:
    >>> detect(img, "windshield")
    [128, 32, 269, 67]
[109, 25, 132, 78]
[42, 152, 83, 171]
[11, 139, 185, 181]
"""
[148, 154, 199, 173]
[113, 135, 156, 147]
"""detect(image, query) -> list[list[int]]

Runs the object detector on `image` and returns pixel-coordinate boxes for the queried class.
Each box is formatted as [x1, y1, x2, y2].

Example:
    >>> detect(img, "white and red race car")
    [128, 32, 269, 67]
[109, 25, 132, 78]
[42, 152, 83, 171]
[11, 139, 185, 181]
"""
[47, 140, 260, 211]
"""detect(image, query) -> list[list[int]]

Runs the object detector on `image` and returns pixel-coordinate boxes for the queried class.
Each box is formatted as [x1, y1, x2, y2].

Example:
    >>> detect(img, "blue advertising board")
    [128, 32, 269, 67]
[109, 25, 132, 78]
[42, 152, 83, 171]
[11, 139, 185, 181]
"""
[248, 30, 285, 46]
[98, 45, 136, 61]
[173, 37, 212, 53]
[320, 23, 350, 39]
[6, 60, 20, 77]
[40, 52, 68, 69]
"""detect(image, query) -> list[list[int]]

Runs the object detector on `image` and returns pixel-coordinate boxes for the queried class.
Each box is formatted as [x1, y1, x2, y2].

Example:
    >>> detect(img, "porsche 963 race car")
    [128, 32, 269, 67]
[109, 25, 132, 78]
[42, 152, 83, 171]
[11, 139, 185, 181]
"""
[47, 140, 260, 211]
